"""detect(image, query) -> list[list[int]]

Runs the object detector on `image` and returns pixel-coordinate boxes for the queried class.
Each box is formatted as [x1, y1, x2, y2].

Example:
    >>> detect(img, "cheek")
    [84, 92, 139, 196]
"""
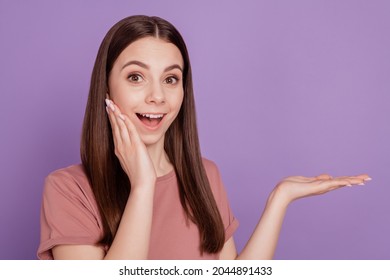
[110, 88, 141, 113]
[116, 96, 140, 114]
[108, 78, 134, 108]
[172, 91, 184, 111]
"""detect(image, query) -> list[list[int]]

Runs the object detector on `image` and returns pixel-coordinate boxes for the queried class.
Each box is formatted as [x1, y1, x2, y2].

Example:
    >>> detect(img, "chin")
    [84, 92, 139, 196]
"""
[140, 133, 165, 147]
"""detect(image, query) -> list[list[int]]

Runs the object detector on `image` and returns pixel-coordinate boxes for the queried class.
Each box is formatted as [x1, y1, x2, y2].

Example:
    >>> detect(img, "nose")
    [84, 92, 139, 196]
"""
[145, 82, 165, 105]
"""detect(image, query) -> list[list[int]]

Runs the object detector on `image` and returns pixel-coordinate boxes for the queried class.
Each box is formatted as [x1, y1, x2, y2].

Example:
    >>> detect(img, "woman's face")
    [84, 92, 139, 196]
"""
[108, 37, 184, 146]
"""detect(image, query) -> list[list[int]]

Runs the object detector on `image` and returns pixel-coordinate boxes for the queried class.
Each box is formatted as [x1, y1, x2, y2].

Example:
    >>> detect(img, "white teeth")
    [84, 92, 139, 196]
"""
[140, 113, 164, 119]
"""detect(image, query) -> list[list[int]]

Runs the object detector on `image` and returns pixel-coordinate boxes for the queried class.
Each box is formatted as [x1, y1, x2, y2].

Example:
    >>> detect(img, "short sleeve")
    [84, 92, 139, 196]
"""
[37, 167, 103, 259]
[203, 159, 239, 242]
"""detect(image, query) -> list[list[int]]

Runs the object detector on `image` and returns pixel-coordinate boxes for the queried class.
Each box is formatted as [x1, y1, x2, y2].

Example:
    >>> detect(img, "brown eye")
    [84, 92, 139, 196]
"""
[165, 76, 178, 84]
[128, 74, 143, 83]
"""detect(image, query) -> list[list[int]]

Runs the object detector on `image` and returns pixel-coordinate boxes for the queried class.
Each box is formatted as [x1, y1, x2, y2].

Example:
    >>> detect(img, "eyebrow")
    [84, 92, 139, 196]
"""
[121, 60, 183, 73]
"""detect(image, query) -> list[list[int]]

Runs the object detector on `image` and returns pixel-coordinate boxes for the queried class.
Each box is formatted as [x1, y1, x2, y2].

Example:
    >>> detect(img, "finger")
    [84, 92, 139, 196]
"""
[121, 114, 142, 144]
[354, 174, 372, 182]
[105, 98, 116, 113]
[315, 179, 352, 193]
[105, 100, 120, 143]
[106, 99, 131, 144]
[108, 100, 142, 145]
[333, 176, 366, 186]
[296, 174, 333, 183]
[282, 176, 317, 183]
[315, 174, 333, 180]
[106, 99, 128, 152]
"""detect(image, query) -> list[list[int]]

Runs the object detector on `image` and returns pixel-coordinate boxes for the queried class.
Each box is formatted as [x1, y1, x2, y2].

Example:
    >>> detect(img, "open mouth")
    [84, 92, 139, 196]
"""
[136, 113, 165, 128]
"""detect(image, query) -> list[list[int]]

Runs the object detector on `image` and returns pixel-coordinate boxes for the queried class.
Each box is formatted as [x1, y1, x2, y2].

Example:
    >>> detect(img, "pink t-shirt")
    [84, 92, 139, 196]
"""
[37, 158, 238, 259]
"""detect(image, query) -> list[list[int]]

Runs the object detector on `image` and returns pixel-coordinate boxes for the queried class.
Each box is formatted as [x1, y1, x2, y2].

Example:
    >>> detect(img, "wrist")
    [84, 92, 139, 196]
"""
[129, 173, 156, 190]
[130, 182, 156, 196]
[268, 186, 291, 209]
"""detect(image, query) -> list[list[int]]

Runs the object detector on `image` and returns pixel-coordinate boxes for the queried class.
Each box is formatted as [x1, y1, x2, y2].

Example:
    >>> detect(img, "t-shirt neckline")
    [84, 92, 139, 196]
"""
[156, 169, 176, 184]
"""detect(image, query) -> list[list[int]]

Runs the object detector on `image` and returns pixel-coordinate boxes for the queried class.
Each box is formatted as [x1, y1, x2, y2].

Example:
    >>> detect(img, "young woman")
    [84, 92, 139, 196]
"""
[37, 15, 370, 260]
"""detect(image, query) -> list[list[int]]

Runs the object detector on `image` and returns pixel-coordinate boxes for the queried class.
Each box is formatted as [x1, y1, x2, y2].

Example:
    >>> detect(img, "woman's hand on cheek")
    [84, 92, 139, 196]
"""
[105, 99, 157, 189]
[273, 173, 371, 206]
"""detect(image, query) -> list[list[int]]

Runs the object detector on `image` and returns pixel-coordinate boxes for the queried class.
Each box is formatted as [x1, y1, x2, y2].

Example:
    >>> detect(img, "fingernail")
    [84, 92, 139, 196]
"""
[358, 183, 365, 186]
[105, 106, 109, 114]
[105, 99, 115, 111]
[346, 184, 352, 187]
[118, 114, 125, 121]
[364, 177, 372, 181]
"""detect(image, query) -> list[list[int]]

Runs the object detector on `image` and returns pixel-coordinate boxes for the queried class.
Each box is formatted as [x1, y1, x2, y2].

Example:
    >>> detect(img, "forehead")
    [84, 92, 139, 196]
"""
[115, 37, 184, 69]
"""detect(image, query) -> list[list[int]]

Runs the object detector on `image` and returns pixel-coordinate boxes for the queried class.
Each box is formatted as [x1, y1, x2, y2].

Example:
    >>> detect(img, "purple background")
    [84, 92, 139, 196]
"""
[1, 0, 389, 259]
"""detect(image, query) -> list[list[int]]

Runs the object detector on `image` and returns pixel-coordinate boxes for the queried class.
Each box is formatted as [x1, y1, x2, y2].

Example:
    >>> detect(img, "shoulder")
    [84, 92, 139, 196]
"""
[43, 164, 93, 202]
[46, 164, 87, 183]
[202, 157, 239, 238]
[201, 157, 224, 193]
[201, 157, 220, 178]
[38, 165, 103, 259]
[42, 164, 100, 224]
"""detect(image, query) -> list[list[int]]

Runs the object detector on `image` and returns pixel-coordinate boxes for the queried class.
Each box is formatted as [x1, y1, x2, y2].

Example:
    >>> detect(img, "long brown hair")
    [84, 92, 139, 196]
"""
[80, 15, 225, 254]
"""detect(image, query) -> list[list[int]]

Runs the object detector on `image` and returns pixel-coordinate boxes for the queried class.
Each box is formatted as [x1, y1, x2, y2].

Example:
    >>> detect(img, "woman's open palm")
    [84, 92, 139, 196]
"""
[276, 174, 371, 204]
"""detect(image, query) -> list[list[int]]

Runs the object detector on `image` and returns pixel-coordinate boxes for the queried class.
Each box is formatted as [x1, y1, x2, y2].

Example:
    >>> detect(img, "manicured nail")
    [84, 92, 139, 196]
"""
[346, 184, 352, 187]
[118, 114, 125, 121]
[358, 182, 365, 186]
[364, 177, 372, 181]
[105, 106, 109, 114]
[105, 99, 115, 111]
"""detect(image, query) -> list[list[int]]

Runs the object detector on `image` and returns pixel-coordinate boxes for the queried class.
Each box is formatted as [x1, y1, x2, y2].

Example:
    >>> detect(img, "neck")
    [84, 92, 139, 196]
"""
[146, 137, 173, 177]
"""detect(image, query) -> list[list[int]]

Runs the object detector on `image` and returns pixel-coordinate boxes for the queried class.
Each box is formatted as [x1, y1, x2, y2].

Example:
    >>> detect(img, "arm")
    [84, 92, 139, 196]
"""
[104, 186, 154, 259]
[220, 174, 371, 260]
[52, 185, 154, 260]
[53, 99, 156, 260]
[236, 188, 287, 260]
[53, 186, 154, 259]
[218, 190, 286, 260]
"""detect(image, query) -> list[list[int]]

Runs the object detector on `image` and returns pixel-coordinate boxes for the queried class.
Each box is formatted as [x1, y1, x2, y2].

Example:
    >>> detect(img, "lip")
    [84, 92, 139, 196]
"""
[135, 112, 166, 131]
